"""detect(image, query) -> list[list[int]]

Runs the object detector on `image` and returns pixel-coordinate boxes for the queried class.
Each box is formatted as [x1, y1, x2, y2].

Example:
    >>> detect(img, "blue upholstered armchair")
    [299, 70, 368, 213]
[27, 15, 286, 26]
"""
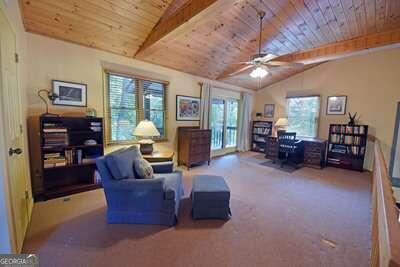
[96, 148, 184, 226]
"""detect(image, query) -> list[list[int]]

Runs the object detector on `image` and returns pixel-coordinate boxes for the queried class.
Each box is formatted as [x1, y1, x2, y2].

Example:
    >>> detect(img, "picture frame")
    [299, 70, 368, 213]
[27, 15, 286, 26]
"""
[326, 95, 347, 115]
[52, 80, 87, 107]
[176, 95, 200, 121]
[264, 104, 275, 118]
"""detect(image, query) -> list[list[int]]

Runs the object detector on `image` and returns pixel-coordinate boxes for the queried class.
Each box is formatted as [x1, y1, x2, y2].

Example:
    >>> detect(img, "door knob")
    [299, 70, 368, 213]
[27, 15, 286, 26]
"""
[9, 148, 22, 156]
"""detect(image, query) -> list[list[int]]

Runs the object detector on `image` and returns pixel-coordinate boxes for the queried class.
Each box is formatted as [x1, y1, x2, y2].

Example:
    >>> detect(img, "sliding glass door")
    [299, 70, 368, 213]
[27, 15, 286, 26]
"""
[211, 97, 239, 153]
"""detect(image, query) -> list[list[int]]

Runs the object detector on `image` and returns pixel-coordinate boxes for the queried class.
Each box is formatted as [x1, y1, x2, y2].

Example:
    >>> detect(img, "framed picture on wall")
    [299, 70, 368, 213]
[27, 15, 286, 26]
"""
[264, 104, 275, 118]
[176, 95, 200, 121]
[326, 95, 347, 115]
[52, 80, 87, 107]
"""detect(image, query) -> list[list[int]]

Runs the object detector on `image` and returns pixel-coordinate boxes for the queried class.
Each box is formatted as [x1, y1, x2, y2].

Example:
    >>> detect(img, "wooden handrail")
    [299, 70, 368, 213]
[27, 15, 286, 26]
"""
[371, 141, 400, 267]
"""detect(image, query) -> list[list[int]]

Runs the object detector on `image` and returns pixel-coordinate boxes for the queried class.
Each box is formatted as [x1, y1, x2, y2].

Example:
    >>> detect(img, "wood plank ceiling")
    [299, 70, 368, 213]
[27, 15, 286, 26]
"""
[20, 0, 174, 57]
[20, 0, 400, 90]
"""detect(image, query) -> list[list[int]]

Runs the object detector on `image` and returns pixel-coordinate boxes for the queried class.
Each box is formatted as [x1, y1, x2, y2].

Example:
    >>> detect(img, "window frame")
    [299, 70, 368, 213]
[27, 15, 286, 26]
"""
[104, 70, 169, 145]
[286, 95, 321, 138]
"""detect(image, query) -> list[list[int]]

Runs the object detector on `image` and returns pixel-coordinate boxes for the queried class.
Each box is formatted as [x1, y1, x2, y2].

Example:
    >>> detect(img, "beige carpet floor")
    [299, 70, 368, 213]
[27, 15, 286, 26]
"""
[23, 152, 372, 267]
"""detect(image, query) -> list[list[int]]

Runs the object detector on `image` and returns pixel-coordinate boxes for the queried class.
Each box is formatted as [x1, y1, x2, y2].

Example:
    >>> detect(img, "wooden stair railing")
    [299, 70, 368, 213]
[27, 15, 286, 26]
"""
[371, 141, 400, 267]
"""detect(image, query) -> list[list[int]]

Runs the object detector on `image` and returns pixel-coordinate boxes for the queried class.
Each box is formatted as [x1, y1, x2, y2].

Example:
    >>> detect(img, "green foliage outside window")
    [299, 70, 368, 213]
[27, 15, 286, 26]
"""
[108, 74, 166, 143]
[287, 96, 320, 138]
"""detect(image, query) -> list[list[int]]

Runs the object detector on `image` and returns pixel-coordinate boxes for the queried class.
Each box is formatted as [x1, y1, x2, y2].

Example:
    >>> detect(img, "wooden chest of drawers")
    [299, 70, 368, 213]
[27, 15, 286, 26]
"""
[265, 136, 279, 161]
[178, 127, 211, 169]
[302, 138, 327, 169]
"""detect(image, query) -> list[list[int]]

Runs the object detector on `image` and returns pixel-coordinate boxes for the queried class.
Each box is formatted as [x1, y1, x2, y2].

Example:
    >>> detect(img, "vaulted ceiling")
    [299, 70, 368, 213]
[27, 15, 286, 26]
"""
[20, 0, 400, 90]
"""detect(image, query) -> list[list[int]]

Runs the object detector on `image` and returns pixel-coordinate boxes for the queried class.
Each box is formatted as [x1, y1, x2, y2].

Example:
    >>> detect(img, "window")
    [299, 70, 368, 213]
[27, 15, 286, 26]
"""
[106, 72, 167, 144]
[287, 96, 320, 138]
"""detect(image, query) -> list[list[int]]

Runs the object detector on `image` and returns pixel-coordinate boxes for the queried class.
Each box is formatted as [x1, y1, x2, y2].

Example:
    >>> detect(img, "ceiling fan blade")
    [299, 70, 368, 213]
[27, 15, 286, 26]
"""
[232, 61, 253, 65]
[260, 54, 278, 62]
[260, 64, 285, 72]
[265, 61, 304, 67]
[218, 65, 255, 79]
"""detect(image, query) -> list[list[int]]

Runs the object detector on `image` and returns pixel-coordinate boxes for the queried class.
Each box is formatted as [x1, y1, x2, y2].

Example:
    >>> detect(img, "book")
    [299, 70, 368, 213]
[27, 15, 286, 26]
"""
[43, 128, 67, 133]
[44, 152, 61, 159]
[82, 158, 96, 164]
[44, 158, 66, 164]
[77, 149, 83, 164]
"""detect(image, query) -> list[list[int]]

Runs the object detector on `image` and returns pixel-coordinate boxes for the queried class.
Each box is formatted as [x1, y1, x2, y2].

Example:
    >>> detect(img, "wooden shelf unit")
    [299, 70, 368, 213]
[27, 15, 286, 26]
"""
[251, 121, 273, 153]
[327, 124, 368, 171]
[33, 116, 104, 201]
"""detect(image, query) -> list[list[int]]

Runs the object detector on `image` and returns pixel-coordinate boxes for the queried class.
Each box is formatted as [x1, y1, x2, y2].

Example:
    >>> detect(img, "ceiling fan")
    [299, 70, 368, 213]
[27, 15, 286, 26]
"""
[222, 10, 303, 79]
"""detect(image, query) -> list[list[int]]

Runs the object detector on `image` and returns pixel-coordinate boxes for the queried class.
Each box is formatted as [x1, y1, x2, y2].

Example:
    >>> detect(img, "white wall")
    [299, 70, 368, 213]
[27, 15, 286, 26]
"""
[254, 48, 400, 170]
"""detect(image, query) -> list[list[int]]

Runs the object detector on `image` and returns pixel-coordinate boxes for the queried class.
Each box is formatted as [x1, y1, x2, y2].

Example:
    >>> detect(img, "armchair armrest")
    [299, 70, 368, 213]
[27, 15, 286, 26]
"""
[164, 188, 175, 200]
[150, 161, 174, 173]
[161, 170, 183, 200]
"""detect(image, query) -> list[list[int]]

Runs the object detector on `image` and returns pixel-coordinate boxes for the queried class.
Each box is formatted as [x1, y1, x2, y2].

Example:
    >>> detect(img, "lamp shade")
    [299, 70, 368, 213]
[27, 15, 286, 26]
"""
[275, 118, 288, 127]
[133, 120, 160, 137]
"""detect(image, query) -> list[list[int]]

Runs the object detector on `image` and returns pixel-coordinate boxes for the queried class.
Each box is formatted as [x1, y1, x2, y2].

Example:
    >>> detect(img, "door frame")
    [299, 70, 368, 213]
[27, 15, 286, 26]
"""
[211, 96, 239, 157]
[390, 102, 400, 187]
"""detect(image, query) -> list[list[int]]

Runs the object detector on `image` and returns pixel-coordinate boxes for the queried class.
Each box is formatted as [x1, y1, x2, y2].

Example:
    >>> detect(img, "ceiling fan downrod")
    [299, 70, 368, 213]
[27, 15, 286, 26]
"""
[258, 11, 265, 55]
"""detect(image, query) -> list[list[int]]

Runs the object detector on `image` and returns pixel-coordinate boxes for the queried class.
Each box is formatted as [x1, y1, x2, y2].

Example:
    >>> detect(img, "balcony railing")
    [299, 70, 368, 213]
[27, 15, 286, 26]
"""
[211, 126, 237, 150]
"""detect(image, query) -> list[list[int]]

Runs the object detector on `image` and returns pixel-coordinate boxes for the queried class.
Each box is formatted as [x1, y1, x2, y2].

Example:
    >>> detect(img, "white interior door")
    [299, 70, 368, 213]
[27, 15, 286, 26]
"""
[0, 5, 30, 252]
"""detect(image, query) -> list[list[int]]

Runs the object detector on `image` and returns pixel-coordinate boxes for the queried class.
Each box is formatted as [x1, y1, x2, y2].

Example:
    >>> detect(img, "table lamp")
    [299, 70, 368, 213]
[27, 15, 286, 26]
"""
[133, 120, 160, 154]
[275, 117, 288, 134]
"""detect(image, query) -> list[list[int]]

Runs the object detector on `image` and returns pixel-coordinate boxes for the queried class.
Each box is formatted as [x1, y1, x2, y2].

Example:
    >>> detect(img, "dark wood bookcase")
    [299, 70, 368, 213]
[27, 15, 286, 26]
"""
[251, 121, 273, 153]
[34, 116, 104, 201]
[327, 124, 368, 171]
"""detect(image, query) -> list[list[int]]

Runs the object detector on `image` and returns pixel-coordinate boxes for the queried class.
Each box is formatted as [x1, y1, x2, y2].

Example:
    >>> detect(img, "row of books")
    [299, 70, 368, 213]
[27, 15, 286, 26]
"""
[253, 127, 271, 135]
[330, 134, 364, 145]
[90, 121, 102, 132]
[330, 125, 366, 135]
[43, 122, 64, 129]
[43, 152, 66, 168]
[328, 144, 366, 157]
[65, 149, 84, 165]
[327, 158, 341, 165]
[254, 121, 271, 126]
[44, 150, 98, 169]
[43, 133, 69, 147]
[253, 135, 266, 143]
[252, 143, 265, 152]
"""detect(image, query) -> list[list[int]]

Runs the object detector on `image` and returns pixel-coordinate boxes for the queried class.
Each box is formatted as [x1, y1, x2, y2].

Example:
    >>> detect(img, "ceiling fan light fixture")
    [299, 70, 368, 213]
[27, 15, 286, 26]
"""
[250, 67, 269, 78]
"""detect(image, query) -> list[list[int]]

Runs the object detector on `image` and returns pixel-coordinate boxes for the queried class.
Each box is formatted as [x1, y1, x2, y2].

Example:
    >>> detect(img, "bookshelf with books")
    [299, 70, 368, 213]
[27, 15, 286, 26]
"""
[35, 116, 104, 201]
[251, 121, 273, 153]
[327, 124, 368, 171]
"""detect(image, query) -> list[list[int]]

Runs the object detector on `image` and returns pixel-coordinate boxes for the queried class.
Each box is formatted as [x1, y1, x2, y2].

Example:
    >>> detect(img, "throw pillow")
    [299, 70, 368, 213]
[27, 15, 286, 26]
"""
[134, 158, 154, 179]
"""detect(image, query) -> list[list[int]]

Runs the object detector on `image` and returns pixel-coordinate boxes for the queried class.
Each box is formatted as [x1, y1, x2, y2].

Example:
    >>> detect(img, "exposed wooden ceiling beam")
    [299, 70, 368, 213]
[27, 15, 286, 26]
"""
[274, 28, 400, 64]
[217, 28, 400, 82]
[135, 0, 234, 58]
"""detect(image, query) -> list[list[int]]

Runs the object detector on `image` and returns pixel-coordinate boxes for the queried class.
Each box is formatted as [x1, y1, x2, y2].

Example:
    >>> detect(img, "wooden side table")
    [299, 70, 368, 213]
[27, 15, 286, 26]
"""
[143, 151, 174, 163]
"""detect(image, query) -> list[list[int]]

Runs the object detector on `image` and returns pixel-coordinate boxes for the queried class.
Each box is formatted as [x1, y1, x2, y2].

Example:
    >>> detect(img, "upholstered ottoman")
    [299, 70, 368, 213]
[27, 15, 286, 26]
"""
[191, 175, 231, 220]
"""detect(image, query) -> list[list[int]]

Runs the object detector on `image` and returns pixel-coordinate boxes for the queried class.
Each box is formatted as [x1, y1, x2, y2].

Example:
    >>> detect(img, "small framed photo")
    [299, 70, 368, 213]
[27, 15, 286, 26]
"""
[52, 80, 87, 107]
[326, 95, 347, 115]
[176, 95, 200, 121]
[264, 104, 275, 118]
